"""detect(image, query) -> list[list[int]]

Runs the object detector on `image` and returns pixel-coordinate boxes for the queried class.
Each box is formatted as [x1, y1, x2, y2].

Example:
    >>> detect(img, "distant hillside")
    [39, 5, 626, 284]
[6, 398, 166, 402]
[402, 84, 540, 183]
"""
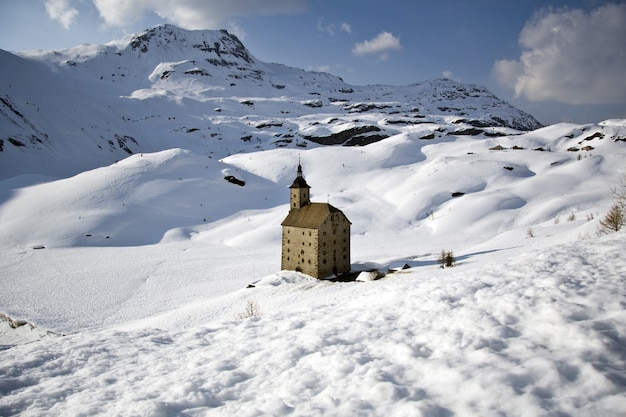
[1, 24, 541, 180]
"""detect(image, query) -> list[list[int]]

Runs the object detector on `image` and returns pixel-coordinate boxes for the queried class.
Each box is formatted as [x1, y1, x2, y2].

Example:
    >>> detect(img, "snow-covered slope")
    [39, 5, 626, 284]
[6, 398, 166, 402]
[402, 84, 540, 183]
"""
[1, 24, 542, 180]
[1, 24, 625, 417]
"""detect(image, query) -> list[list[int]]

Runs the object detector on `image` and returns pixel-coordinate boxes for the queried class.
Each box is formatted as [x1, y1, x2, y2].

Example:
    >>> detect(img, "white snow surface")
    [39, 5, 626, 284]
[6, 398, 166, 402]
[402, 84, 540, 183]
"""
[1, 25, 625, 417]
[1, 122, 625, 416]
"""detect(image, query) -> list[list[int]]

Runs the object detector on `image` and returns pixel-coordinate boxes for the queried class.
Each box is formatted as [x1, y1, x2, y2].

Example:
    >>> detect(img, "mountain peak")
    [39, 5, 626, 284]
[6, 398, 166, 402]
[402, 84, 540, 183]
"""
[127, 24, 254, 64]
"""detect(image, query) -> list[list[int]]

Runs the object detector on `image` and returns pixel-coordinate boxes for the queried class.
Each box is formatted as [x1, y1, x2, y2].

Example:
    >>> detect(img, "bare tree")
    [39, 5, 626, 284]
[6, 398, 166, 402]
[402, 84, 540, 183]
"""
[598, 174, 626, 234]
[598, 204, 625, 233]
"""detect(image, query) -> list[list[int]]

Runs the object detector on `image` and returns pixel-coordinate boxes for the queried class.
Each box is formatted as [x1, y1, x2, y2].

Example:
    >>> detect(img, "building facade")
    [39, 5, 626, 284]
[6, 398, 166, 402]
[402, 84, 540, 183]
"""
[281, 164, 351, 279]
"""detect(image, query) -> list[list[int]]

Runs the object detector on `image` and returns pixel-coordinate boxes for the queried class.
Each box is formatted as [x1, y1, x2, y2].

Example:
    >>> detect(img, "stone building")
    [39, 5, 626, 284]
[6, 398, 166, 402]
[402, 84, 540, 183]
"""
[281, 163, 351, 279]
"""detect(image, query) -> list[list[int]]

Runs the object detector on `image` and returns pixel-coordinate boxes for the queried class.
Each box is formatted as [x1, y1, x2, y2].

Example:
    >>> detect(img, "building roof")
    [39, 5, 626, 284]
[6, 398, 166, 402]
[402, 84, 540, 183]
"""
[289, 163, 310, 189]
[290, 176, 310, 189]
[281, 202, 350, 229]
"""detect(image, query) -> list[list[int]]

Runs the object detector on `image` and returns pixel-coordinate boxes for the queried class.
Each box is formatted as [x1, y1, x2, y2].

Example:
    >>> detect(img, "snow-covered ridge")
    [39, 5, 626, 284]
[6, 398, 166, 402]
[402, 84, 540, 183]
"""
[2, 24, 542, 180]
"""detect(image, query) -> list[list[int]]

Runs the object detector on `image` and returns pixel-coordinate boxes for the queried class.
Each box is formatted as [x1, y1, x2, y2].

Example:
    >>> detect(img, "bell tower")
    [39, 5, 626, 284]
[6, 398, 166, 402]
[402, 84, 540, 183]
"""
[289, 163, 310, 209]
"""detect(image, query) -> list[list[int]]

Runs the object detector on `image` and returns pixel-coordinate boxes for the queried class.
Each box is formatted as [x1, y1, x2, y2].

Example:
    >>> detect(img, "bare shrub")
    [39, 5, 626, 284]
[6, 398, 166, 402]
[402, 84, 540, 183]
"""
[235, 300, 261, 320]
[438, 250, 455, 268]
[598, 204, 625, 234]
[597, 175, 626, 234]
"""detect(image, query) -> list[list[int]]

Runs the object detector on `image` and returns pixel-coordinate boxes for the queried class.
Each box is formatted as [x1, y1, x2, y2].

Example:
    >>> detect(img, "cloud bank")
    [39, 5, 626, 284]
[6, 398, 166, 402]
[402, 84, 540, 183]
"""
[353, 31, 401, 60]
[91, 0, 306, 29]
[493, 3, 626, 105]
[44, 0, 79, 29]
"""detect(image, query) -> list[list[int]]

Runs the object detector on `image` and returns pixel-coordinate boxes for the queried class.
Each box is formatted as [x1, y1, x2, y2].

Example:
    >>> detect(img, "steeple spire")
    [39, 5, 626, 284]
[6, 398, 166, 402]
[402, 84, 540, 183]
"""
[289, 160, 310, 209]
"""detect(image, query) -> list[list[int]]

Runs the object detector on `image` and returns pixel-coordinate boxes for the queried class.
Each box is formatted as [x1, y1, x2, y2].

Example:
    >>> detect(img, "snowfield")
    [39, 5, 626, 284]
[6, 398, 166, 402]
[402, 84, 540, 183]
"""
[1, 233, 625, 417]
[1, 124, 625, 416]
[1, 24, 625, 417]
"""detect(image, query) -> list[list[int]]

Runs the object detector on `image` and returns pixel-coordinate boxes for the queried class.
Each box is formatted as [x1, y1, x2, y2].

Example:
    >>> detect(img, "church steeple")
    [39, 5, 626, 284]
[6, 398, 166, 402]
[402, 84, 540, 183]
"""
[289, 162, 310, 209]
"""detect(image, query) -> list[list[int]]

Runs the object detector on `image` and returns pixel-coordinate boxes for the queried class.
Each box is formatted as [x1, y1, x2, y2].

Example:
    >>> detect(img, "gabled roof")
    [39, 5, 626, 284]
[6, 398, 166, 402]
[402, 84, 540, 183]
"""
[281, 202, 350, 229]
[289, 176, 310, 189]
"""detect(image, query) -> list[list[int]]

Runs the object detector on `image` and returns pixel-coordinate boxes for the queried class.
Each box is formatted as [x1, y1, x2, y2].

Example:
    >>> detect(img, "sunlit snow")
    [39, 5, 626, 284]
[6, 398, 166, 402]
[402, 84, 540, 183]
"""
[1, 25, 625, 417]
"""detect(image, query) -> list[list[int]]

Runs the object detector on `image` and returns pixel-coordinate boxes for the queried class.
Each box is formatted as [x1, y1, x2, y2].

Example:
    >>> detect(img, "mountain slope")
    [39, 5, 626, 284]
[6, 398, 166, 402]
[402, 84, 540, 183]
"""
[1, 24, 541, 180]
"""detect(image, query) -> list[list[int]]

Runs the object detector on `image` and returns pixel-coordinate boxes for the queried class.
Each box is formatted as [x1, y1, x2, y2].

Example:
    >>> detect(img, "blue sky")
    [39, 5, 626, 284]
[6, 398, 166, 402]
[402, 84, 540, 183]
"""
[1, 0, 625, 125]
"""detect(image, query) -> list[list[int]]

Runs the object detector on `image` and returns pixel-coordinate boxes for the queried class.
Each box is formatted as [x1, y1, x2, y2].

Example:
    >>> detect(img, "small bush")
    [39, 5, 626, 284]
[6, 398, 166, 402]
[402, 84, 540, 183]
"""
[438, 250, 455, 268]
[526, 227, 535, 238]
[235, 300, 261, 320]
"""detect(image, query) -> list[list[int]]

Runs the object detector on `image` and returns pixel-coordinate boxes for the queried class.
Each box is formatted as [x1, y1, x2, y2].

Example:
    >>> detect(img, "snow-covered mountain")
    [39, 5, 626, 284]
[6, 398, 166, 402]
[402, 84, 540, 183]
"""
[1, 24, 541, 179]
[1, 25, 625, 417]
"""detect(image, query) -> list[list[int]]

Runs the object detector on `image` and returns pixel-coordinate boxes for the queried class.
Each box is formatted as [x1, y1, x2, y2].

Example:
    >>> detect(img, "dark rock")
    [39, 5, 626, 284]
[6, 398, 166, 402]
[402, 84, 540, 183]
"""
[303, 99, 323, 108]
[184, 68, 210, 76]
[346, 102, 392, 112]
[224, 175, 245, 186]
[256, 122, 283, 129]
[343, 134, 390, 146]
[581, 132, 604, 142]
[450, 128, 483, 136]
[302, 125, 387, 146]
[115, 134, 138, 154]
[8, 138, 25, 147]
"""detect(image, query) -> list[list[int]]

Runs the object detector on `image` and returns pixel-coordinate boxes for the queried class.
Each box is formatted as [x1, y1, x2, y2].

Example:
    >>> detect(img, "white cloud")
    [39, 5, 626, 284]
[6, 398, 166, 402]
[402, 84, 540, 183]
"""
[352, 31, 401, 59]
[44, 0, 79, 29]
[317, 18, 352, 36]
[442, 70, 458, 81]
[317, 17, 335, 36]
[92, 0, 307, 29]
[493, 3, 626, 105]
